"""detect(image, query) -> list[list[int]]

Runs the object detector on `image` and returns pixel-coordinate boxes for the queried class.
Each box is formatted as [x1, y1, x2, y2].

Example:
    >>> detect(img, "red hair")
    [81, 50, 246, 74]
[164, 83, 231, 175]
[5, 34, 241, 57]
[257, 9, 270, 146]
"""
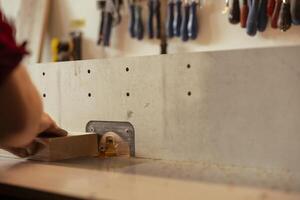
[0, 11, 28, 84]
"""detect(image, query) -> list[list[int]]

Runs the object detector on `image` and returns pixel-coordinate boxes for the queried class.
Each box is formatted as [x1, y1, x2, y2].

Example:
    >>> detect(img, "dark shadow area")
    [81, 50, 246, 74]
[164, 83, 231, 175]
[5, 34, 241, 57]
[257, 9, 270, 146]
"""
[0, 183, 83, 200]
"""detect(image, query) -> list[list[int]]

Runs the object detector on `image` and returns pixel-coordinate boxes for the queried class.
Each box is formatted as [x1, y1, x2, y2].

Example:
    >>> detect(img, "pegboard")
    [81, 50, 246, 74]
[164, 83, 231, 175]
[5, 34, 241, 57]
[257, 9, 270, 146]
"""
[29, 46, 300, 190]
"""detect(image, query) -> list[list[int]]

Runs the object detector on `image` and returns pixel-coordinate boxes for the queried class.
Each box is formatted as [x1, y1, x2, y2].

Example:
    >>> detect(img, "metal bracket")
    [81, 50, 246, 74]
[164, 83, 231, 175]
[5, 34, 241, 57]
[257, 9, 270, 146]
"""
[86, 121, 135, 157]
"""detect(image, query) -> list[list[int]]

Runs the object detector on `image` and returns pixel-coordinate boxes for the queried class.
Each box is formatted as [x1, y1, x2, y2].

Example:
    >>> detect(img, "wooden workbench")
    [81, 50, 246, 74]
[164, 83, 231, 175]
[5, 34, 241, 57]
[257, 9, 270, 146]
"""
[0, 156, 299, 200]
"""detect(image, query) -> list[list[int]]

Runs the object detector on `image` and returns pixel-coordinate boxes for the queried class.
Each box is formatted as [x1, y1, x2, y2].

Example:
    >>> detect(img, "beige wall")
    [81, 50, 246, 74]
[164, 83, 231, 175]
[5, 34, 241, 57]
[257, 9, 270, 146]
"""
[2, 0, 300, 62]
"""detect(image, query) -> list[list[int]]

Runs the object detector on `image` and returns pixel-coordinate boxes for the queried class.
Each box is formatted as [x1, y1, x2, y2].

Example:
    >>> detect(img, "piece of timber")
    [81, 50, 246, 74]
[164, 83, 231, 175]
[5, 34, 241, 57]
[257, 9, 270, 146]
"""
[29, 134, 99, 162]
[16, 0, 50, 64]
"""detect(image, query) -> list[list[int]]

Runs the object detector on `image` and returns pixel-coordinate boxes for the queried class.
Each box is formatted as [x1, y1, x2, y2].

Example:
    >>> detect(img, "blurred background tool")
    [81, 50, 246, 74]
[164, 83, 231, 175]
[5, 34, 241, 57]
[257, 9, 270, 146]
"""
[51, 31, 82, 62]
[97, 0, 123, 47]
[271, 0, 282, 28]
[291, 0, 300, 25]
[267, 0, 276, 16]
[159, 0, 167, 54]
[129, 1, 136, 38]
[278, 0, 291, 31]
[70, 31, 82, 60]
[128, 0, 144, 40]
[102, 0, 114, 46]
[97, 0, 106, 45]
[173, 0, 182, 37]
[257, 0, 268, 32]
[228, 0, 297, 36]
[187, 0, 199, 40]
[51, 38, 73, 62]
[240, 0, 249, 28]
[181, 0, 190, 41]
[134, 3, 144, 40]
[147, 0, 161, 39]
[246, 0, 259, 36]
[166, 0, 175, 38]
[228, 0, 240, 24]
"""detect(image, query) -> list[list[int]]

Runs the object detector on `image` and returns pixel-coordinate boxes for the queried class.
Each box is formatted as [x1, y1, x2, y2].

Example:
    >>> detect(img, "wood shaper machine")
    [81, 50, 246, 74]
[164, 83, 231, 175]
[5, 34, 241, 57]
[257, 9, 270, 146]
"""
[29, 121, 135, 162]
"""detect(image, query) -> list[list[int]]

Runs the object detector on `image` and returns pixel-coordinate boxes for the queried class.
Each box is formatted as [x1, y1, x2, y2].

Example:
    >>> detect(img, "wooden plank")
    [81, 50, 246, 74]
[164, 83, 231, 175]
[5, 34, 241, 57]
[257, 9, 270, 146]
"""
[16, 0, 50, 64]
[29, 134, 99, 162]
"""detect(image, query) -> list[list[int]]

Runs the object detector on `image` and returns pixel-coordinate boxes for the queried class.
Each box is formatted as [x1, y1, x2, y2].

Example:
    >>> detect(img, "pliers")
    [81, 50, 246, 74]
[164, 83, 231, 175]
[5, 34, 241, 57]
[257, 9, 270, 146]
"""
[147, 0, 161, 39]
[181, 0, 199, 41]
[129, 0, 144, 40]
[97, 0, 123, 46]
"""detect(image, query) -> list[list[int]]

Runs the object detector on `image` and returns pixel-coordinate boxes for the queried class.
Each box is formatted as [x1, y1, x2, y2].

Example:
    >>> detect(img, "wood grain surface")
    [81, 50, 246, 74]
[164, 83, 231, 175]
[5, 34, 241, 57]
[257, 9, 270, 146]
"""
[29, 134, 99, 162]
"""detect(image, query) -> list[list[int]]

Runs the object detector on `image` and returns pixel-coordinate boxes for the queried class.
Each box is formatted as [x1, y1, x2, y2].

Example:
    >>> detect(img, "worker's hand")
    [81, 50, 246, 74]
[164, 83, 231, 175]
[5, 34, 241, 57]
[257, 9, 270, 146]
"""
[1, 139, 43, 158]
[1, 113, 67, 158]
[37, 113, 68, 138]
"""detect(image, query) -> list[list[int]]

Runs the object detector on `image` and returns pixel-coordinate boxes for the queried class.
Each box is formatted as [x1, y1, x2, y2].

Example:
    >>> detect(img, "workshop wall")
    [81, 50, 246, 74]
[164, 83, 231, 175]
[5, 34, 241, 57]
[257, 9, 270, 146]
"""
[2, 0, 300, 62]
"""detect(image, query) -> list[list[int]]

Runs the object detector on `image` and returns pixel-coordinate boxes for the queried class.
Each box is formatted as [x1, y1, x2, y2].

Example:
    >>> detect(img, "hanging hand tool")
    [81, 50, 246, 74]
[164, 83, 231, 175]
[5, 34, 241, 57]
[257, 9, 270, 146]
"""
[290, 0, 300, 25]
[228, 0, 240, 24]
[173, 0, 182, 37]
[271, 0, 282, 28]
[129, 1, 144, 40]
[160, 0, 168, 54]
[51, 39, 73, 62]
[257, 0, 268, 32]
[97, 0, 106, 45]
[70, 31, 82, 60]
[97, 0, 123, 46]
[187, 0, 198, 40]
[51, 32, 82, 62]
[267, 0, 276, 16]
[113, 0, 123, 26]
[103, 0, 114, 46]
[148, 0, 161, 39]
[240, 0, 249, 28]
[181, 0, 190, 41]
[134, 4, 144, 40]
[246, 0, 260, 36]
[148, 0, 154, 38]
[166, 0, 175, 38]
[129, 1, 136, 38]
[278, 0, 292, 31]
